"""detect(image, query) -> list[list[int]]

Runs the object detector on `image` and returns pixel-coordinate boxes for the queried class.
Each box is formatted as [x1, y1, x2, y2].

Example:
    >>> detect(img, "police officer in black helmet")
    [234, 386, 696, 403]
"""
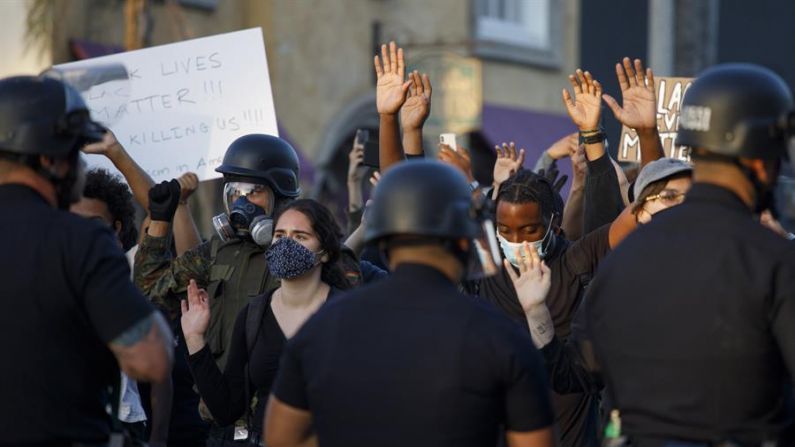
[135, 133, 315, 442]
[0, 76, 173, 444]
[583, 64, 795, 446]
[264, 160, 557, 447]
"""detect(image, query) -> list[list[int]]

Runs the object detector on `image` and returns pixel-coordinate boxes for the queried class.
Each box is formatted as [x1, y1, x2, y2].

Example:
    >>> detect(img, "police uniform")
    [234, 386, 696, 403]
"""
[585, 64, 795, 446]
[0, 77, 154, 444]
[270, 161, 555, 446]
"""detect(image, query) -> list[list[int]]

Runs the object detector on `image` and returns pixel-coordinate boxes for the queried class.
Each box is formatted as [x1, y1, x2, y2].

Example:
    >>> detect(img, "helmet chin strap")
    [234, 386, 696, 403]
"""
[732, 159, 777, 216]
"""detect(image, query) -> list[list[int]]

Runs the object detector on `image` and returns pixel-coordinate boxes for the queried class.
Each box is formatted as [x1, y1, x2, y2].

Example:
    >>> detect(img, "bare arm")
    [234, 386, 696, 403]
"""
[264, 395, 317, 447]
[109, 312, 174, 383]
[608, 203, 638, 249]
[173, 172, 201, 255]
[374, 41, 411, 172]
[400, 71, 432, 156]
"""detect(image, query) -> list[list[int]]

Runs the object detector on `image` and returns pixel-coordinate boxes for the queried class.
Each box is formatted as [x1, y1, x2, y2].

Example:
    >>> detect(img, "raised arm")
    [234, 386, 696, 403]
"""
[602, 57, 664, 168]
[562, 68, 606, 163]
[400, 70, 432, 157]
[492, 142, 525, 200]
[374, 41, 411, 172]
[561, 142, 586, 240]
[174, 172, 201, 255]
[83, 130, 154, 209]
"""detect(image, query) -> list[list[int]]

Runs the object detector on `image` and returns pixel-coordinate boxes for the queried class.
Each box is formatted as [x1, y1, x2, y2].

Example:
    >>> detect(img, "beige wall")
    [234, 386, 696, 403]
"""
[39, 0, 579, 158]
[0, 0, 52, 77]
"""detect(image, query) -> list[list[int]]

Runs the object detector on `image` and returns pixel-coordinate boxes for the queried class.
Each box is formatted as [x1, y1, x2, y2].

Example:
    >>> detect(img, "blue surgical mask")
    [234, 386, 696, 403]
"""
[497, 218, 554, 267]
[265, 237, 323, 280]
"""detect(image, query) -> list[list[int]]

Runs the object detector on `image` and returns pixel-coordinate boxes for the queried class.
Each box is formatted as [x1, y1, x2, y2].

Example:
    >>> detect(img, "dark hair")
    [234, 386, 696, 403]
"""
[83, 168, 137, 250]
[631, 171, 692, 216]
[496, 169, 563, 226]
[273, 199, 352, 290]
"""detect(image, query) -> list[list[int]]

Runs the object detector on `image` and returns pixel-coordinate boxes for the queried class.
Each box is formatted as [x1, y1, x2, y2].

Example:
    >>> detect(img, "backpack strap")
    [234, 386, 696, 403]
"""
[245, 292, 273, 356]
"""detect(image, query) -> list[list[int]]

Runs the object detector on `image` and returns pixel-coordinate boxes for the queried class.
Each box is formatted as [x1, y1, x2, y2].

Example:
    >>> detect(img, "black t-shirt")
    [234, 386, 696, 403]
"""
[189, 288, 337, 434]
[272, 263, 554, 447]
[587, 184, 795, 445]
[0, 185, 153, 443]
[471, 225, 610, 447]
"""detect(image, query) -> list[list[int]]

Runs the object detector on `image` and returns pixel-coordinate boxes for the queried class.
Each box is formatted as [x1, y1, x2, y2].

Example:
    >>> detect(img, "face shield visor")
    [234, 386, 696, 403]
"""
[213, 182, 276, 246]
[463, 194, 502, 280]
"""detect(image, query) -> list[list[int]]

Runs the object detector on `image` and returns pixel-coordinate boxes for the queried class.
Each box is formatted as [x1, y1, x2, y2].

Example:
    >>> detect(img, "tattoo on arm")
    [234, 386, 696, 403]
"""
[112, 314, 154, 347]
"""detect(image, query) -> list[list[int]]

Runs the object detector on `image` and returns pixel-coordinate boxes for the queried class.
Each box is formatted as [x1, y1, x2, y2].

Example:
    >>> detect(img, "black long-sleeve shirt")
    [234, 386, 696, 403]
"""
[189, 289, 336, 433]
[583, 153, 624, 236]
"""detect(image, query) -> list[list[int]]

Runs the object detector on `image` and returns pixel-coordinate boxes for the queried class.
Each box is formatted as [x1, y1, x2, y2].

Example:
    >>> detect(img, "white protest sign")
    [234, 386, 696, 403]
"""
[55, 28, 277, 183]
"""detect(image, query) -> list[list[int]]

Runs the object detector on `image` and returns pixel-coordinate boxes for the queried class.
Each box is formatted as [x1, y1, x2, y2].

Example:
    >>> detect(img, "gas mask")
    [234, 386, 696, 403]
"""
[212, 182, 275, 246]
[497, 216, 555, 267]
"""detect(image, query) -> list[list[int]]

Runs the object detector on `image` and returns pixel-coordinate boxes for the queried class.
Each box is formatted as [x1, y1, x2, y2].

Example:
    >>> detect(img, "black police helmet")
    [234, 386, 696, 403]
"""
[0, 75, 105, 157]
[365, 160, 479, 244]
[215, 134, 301, 198]
[676, 64, 793, 160]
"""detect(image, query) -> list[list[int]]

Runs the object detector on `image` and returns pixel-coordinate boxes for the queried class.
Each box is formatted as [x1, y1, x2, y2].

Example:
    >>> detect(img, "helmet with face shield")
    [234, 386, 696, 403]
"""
[0, 75, 106, 209]
[212, 134, 301, 245]
[365, 160, 502, 280]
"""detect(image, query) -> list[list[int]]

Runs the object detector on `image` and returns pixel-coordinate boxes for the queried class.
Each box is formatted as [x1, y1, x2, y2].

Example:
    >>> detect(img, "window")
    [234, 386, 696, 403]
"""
[178, 0, 218, 10]
[473, 0, 562, 67]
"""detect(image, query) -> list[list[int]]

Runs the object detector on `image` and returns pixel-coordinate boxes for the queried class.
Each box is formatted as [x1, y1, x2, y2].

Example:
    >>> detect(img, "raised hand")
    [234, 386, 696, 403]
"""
[562, 69, 603, 131]
[438, 143, 474, 182]
[147, 179, 181, 222]
[369, 170, 381, 189]
[400, 71, 432, 131]
[176, 172, 199, 204]
[374, 41, 411, 115]
[504, 242, 554, 347]
[546, 132, 578, 160]
[347, 140, 366, 184]
[602, 57, 657, 131]
[181, 279, 211, 354]
[82, 130, 122, 156]
[493, 142, 525, 186]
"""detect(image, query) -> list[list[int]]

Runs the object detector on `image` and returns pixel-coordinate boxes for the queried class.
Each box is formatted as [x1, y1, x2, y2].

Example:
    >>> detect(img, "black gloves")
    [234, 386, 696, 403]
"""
[148, 179, 182, 222]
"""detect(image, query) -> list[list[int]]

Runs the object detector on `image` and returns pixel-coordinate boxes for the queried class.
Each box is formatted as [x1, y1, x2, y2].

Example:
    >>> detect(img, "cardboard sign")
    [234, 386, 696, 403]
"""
[54, 28, 277, 182]
[618, 77, 694, 162]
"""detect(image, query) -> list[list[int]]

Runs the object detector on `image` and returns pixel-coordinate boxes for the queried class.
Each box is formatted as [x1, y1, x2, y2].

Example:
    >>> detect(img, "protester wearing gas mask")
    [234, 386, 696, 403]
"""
[133, 134, 357, 444]
[180, 199, 349, 446]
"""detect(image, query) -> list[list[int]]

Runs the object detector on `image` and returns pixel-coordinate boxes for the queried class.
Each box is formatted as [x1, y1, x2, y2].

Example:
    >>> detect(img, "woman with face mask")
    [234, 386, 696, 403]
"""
[180, 199, 350, 446]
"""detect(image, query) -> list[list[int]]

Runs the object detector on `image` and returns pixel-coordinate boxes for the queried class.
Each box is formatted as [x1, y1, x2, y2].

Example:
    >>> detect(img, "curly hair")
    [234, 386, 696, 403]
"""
[273, 199, 352, 290]
[83, 168, 138, 250]
[496, 169, 564, 226]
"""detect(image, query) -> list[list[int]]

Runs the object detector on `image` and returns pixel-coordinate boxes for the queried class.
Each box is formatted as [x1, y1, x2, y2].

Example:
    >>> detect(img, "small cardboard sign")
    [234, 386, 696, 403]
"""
[618, 77, 694, 162]
[54, 28, 277, 182]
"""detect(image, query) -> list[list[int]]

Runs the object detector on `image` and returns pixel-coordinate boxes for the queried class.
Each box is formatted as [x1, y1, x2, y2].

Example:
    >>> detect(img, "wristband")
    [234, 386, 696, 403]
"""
[580, 131, 606, 145]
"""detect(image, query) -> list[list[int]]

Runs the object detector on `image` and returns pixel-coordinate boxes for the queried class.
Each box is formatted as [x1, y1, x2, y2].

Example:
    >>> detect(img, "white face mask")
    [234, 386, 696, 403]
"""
[496, 218, 554, 267]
